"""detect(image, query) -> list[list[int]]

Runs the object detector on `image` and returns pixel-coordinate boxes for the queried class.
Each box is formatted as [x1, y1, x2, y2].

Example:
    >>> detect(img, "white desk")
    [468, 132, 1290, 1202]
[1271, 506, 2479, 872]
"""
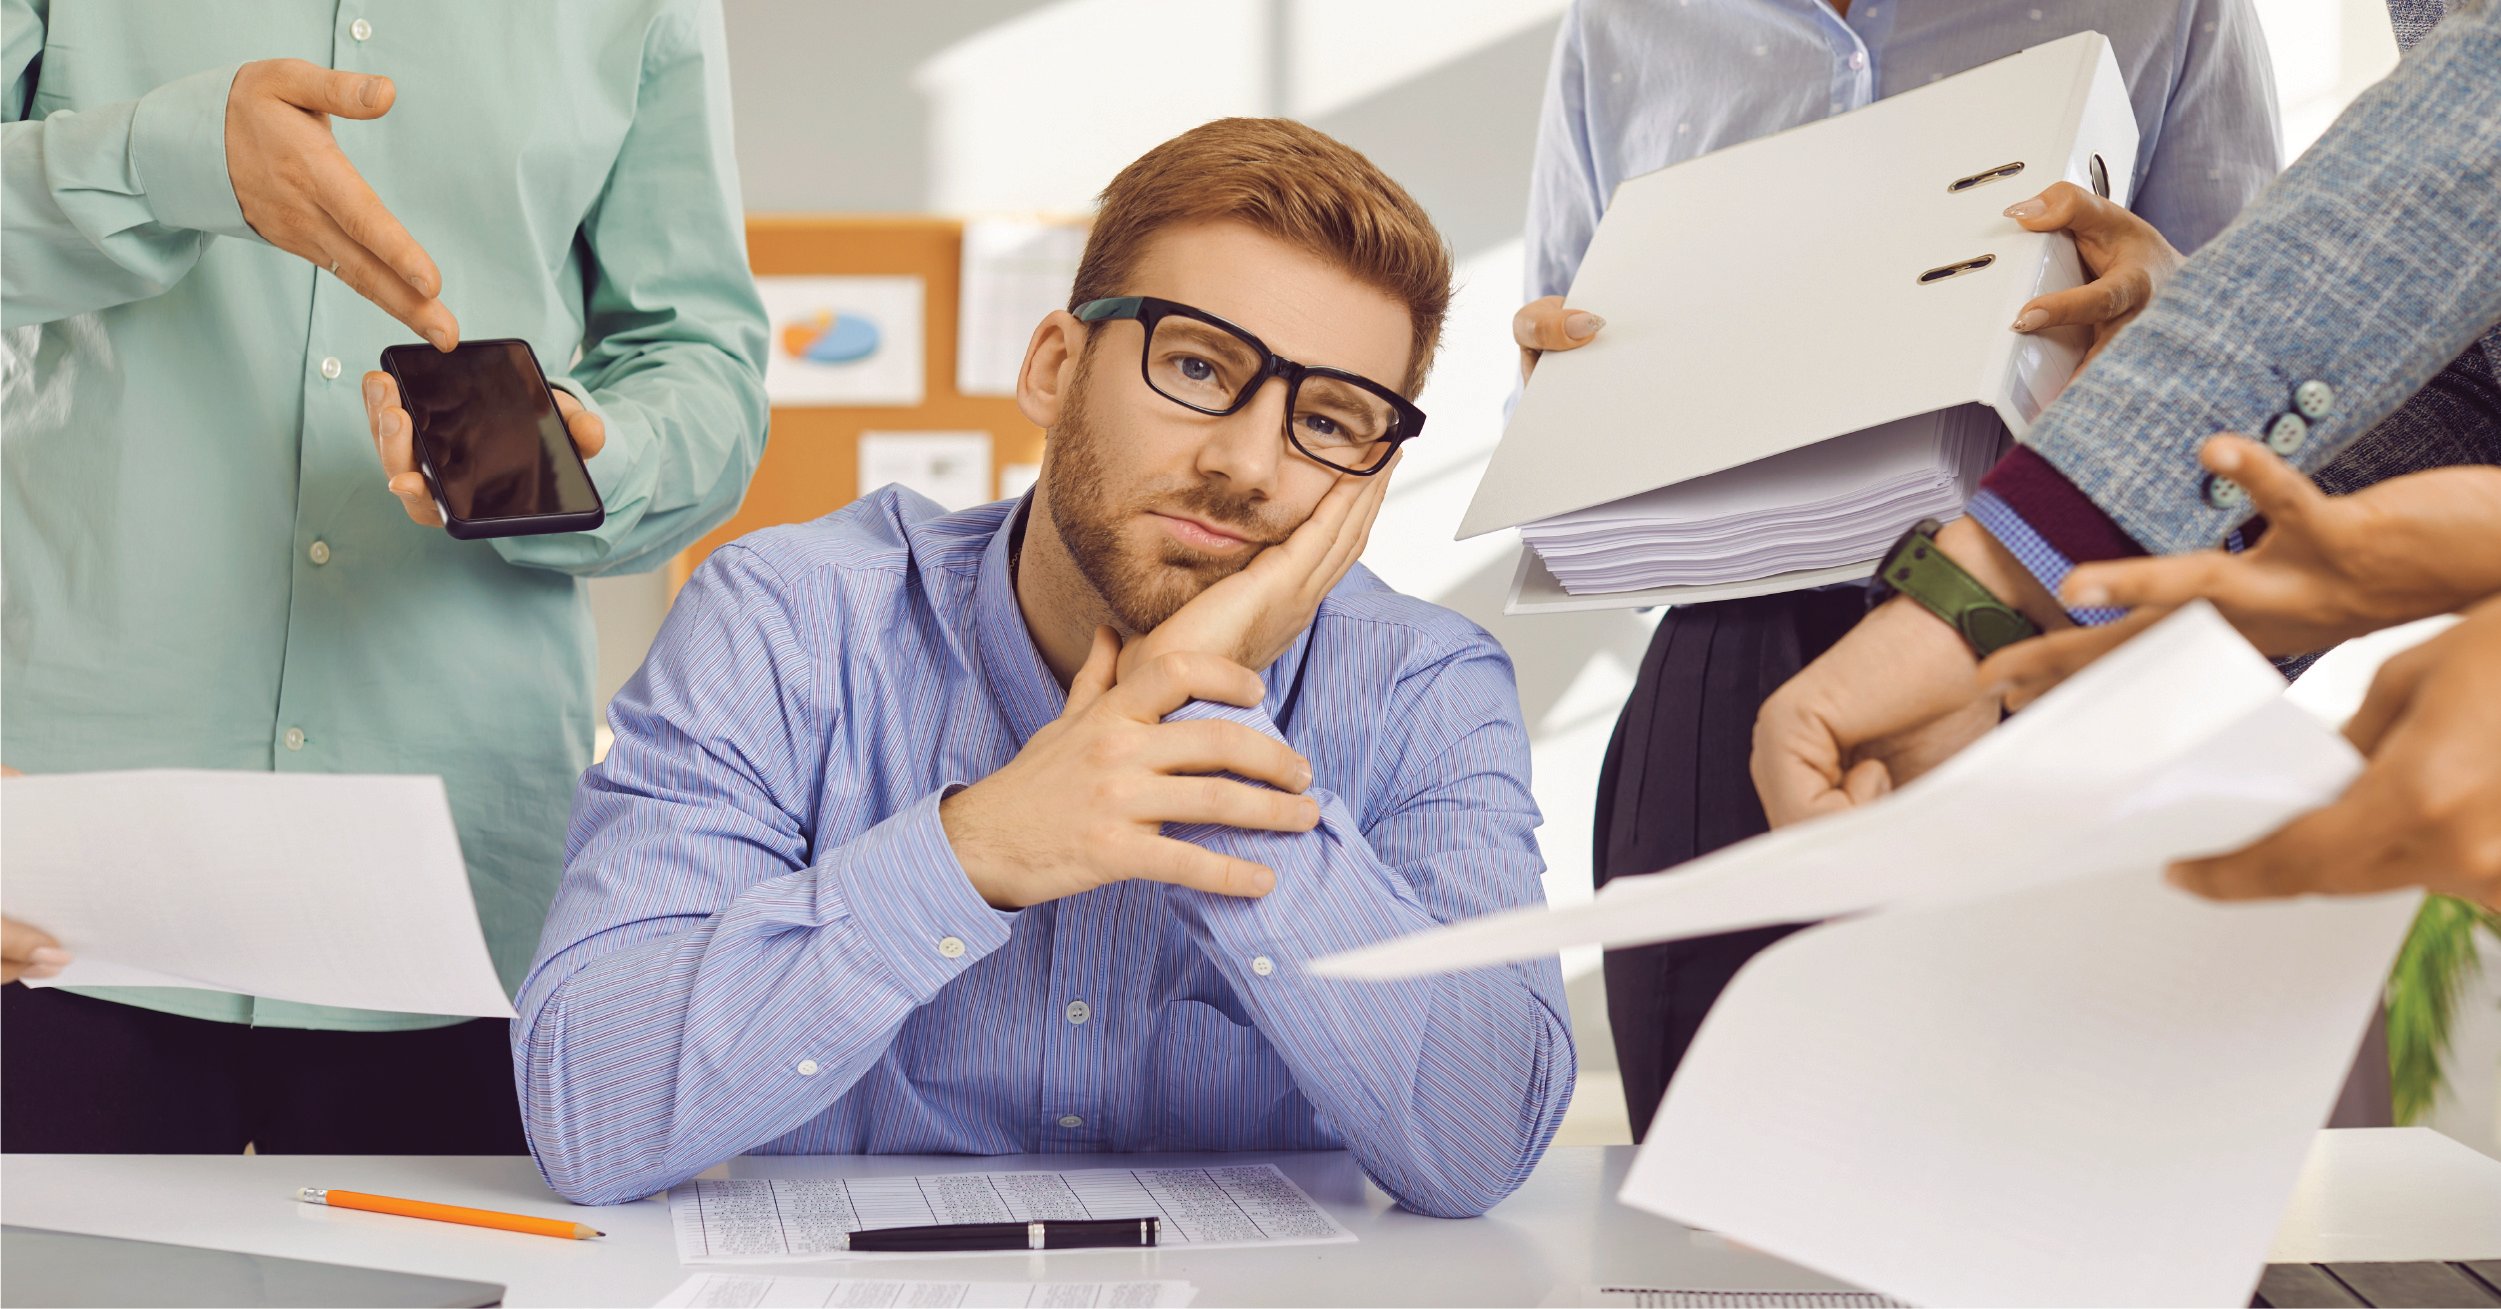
[2, 1147, 1859, 1307]
[7, 1131, 2497, 1307]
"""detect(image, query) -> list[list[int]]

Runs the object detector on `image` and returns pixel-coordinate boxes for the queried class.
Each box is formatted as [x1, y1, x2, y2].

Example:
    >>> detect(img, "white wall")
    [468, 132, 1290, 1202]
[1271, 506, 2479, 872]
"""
[587, 0, 2494, 1154]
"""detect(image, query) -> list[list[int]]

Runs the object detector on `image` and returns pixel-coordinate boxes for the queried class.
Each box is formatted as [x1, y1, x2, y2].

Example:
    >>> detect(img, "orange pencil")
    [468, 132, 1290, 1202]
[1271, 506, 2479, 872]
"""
[297, 1187, 604, 1240]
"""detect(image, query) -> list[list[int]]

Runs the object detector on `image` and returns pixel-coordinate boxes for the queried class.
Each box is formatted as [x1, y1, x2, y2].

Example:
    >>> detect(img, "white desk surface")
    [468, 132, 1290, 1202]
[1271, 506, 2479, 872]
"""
[6, 1130, 2497, 1307]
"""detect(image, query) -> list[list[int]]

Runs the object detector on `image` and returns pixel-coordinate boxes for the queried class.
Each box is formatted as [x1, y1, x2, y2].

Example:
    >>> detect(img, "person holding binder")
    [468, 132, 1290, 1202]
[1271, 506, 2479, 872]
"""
[1744, 1, 2500, 894]
[1510, 0, 2284, 1138]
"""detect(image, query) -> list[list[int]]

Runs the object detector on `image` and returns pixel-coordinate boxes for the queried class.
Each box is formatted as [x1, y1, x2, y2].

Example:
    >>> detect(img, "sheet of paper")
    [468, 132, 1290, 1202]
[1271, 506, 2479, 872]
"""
[669, 1165, 1352, 1265]
[958, 219, 1089, 397]
[1, 770, 515, 1018]
[1312, 604, 2292, 981]
[656, 1274, 1195, 1308]
[859, 431, 995, 512]
[1313, 606, 2433, 1305]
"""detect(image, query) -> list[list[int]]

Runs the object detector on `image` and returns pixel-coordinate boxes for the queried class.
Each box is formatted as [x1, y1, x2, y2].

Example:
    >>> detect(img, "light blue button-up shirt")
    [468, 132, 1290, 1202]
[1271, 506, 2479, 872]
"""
[516, 489, 1574, 1214]
[1527, 0, 2283, 302]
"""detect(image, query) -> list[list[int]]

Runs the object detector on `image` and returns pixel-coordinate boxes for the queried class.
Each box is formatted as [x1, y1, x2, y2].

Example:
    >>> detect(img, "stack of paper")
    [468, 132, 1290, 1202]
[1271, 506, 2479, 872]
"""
[1517, 407, 2004, 594]
[1314, 605, 2426, 1307]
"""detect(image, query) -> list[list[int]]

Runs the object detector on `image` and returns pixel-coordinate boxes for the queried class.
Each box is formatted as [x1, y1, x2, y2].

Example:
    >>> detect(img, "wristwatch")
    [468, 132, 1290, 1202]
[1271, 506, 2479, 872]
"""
[1869, 518, 2040, 657]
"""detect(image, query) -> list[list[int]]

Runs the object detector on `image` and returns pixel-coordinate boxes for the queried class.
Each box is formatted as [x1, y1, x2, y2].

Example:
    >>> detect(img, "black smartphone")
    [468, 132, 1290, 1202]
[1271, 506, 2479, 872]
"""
[378, 339, 605, 540]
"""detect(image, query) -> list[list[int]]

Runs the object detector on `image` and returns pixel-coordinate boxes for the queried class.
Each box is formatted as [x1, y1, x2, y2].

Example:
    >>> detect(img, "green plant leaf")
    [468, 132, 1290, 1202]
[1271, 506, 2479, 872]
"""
[2385, 895, 2501, 1125]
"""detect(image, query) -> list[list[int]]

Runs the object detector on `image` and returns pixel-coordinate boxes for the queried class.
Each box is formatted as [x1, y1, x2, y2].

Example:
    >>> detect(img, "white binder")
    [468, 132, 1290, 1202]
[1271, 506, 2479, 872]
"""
[1470, 31, 2139, 614]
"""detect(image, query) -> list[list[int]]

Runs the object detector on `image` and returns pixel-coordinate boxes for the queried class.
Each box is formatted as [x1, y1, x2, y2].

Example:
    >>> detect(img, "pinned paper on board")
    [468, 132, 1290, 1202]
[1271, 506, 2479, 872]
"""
[757, 275, 926, 408]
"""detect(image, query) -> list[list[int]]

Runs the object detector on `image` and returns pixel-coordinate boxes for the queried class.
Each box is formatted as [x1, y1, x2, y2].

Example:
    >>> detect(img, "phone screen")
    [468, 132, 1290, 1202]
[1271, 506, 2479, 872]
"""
[388, 341, 600, 525]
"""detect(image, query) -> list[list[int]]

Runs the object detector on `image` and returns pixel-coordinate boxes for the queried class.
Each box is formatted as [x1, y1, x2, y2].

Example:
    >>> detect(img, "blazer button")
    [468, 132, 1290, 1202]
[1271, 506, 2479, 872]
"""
[2264, 411, 2309, 456]
[2293, 379, 2336, 420]
[2202, 473, 2247, 510]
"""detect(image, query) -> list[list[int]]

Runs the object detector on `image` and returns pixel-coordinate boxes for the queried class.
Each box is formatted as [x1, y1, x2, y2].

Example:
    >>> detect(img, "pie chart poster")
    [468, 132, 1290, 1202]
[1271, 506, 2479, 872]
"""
[756, 274, 927, 408]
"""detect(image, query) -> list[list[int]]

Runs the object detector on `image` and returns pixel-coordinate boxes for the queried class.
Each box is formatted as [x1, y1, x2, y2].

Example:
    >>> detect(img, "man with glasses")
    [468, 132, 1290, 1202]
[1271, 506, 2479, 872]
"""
[513, 118, 1575, 1217]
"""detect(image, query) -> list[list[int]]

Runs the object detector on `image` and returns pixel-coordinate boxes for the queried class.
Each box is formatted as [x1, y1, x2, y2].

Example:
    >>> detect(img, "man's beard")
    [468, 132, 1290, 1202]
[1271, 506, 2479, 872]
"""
[1044, 358, 1291, 633]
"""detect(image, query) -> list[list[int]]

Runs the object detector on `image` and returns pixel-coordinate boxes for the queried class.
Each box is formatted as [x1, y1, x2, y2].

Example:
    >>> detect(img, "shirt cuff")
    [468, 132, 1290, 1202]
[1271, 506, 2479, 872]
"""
[128, 64, 254, 240]
[814, 789, 1016, 1001]
[1963, 491, 2130, 628]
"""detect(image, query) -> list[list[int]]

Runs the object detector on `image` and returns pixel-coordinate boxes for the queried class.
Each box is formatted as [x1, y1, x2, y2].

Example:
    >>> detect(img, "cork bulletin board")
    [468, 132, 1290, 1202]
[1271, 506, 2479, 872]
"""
[667, 215, 1050, 593]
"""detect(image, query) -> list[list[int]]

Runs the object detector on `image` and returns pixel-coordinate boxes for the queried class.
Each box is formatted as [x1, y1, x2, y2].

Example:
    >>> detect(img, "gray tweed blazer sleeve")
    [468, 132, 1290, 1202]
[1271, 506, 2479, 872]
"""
[2018, 0, 2501, 555]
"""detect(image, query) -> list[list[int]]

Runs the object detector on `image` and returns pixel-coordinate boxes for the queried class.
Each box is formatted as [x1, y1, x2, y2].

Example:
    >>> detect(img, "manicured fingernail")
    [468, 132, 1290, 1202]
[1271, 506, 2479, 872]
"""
[28, 947, 71, 966]
[2011, 308, 2048, 332]
[425, 327, 452, 351]
[360, 77, 386, 108]
[1564, 312, 1604, 340]
[2003, 199, 2046, 220]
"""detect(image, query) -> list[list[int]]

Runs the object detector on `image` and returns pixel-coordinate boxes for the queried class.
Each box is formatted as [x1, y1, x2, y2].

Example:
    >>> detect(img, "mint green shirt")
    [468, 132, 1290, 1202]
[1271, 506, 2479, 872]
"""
[1, 0, 768, 1030]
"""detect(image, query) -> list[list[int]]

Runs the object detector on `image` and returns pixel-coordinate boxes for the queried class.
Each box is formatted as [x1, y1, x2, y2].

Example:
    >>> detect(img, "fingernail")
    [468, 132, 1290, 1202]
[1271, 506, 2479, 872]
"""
[2069, 584, 2109, 607]
[23, 964, 61, 980]
[425, 327, 452, 352]
[2011, 308, 2048, 332]
[1979, 680, 2011, 701]
[28, 947, 71, 966]
[363, 377, 382, 407]
[2003, 199, 2046, 220]
[1564, 311, 1604, 340]
[360, 76, 386, 108]
[2209, 442, 2241, 473]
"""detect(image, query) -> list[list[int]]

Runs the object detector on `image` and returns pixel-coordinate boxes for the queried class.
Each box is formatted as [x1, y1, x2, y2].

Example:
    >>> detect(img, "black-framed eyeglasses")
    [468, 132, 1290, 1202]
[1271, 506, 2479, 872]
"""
[1073, 295, 1425, 476]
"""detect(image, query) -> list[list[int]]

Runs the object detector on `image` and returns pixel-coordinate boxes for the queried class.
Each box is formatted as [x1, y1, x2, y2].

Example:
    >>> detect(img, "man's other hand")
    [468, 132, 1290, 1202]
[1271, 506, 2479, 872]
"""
[939, 630, 1319, 910]
[227, 59, 458, 348]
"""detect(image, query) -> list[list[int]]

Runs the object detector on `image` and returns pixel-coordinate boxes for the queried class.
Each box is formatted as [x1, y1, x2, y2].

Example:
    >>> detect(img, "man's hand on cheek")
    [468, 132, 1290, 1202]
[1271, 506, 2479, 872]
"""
[940, 628, 1320, 910]
[1115, 453, 1396, 682]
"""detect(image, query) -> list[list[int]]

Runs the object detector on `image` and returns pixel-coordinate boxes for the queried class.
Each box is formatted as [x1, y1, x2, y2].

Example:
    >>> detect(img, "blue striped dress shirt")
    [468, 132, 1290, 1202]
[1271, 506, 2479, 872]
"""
[515, 488, 1576, 1215]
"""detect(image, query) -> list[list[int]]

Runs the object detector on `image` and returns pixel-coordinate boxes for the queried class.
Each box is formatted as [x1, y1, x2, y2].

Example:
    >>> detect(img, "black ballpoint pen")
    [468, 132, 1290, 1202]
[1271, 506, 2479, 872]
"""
[846, 1217, 1161, 1252]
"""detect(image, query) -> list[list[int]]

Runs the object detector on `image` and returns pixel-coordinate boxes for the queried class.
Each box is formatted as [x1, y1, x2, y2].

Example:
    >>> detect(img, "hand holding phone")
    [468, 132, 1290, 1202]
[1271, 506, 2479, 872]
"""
[370, 340, 606, 539]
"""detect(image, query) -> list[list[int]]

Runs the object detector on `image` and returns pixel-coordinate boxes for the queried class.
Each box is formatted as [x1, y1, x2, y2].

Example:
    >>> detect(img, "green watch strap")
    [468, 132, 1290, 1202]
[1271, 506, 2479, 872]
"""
[1876, 519, 2041, 657]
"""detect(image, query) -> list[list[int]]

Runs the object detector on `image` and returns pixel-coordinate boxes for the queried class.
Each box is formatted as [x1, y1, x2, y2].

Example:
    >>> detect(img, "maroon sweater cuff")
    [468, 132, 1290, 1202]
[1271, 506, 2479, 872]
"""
[1977, 445, 2147, 564]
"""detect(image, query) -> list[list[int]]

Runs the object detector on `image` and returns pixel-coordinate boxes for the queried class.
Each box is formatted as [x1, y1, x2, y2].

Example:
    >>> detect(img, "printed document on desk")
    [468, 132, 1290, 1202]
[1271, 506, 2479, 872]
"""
[1, 770, 514, 1018]
[656, 1274, 1196, 1307]
[670, 1164, 1352, 1264]
[1314, 606, 2423, 1307]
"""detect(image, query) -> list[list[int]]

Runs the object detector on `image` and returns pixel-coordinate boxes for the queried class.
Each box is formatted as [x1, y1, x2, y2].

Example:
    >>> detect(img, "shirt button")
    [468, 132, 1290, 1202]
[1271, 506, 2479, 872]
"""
[283, 727, 307, 752]
[307, 540, 331, 566]
[350, 17, 372, 41]
[796, 1059, 819, 1076]
[2293, 379, 2336, 420]
[936, 936, 966, 959]
[2202, 474, 2247, 511]
[1058, 1114, 1084, 1129]
[1847, 51, 1867, 71]
[2264, 411, 2309, 456]
[1064, 999, 1091, 1026]
[319, 356, 342, 380]
[1251, 956, 1275, 977]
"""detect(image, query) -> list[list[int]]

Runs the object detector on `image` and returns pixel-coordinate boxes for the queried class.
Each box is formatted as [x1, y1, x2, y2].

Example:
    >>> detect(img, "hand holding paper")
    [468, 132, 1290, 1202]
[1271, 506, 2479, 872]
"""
[1315, 605, 2427, 1307]
[1, 771, 515, 1017]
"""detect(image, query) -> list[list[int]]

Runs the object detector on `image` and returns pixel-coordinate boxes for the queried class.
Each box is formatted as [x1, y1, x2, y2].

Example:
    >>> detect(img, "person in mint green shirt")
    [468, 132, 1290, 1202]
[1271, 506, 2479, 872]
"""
[0, 0, 767, 1152]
